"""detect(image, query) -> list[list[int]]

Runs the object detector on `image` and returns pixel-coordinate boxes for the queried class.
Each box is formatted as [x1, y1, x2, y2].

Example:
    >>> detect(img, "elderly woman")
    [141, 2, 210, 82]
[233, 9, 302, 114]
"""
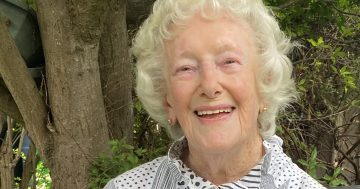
[105, 0, 326, 188]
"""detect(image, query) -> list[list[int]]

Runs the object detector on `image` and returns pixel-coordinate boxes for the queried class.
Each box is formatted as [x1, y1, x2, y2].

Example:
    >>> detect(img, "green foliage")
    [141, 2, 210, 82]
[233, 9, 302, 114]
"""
[298, 147, 326, 179]
[307, 37, 329, 48]
[35, 160, 52, 188]
[297, 147, 348, 187]
[271, 0, 359, 185]
[88, 100, 171, 188]
[133, 98, 170, 162]
[23, 0, 37, 10]
[88, 139, 147, 189]
[18, 159, 52, 189]
[323, 167, 349, 187]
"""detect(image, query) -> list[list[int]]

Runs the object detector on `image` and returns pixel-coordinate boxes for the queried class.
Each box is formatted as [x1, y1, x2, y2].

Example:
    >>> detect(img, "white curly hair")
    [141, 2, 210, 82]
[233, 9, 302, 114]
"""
[132, 0, 297, 139]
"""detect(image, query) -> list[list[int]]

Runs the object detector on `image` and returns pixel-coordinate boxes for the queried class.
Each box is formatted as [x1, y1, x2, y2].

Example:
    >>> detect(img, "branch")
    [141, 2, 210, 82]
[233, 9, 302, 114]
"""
[12, 128, 26, 166]
[332, 4, 360, 17]
[282, 125, 302, 158]
[338, 139, 360, 164]
[270, 0, 302, 11]
[19, 139, 36, 189]
[0, 17, 52, 160]
[335, 142, 360, 183]
[278, 0, 302, 9]
[0, 116, 15, 188]
[0, 80, 23, 122]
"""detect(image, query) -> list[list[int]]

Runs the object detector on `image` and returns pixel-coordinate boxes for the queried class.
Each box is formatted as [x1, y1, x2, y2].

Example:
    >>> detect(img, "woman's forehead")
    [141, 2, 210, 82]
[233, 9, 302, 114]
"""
[168, 11, 250, 33]
[164, 14, 255, 57]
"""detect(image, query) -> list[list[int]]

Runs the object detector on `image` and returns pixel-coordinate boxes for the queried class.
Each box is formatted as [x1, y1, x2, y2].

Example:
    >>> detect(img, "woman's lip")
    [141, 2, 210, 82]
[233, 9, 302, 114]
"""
[194, 104, 235, 112]
[196, 109, 234, 124]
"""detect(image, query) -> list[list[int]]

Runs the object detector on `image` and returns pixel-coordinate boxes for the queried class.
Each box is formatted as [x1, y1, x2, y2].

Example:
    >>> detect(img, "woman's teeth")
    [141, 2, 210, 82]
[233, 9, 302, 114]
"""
[196, 108, 232, 116]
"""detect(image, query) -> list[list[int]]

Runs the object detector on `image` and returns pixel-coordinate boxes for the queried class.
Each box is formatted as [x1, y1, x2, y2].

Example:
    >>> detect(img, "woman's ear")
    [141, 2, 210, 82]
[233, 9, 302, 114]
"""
[163, 97, 176, 125]
[259, 102, 267, 114]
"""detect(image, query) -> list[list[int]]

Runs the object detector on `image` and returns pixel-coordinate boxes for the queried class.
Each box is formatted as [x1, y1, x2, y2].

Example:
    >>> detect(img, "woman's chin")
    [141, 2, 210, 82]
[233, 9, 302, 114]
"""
[197, 135, 240, 154]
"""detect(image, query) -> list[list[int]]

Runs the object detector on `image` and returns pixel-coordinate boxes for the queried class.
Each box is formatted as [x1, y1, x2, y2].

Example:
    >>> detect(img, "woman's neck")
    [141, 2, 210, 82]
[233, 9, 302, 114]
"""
[181, 135, 264, 185]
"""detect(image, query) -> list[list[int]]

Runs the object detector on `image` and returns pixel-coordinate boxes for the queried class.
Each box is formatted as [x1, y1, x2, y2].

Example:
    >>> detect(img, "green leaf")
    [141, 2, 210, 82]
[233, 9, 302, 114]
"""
[317, 163, 327, 170]
[330, 65, 338, 73]
[310, 148, 318, 161]
[351, 100, 360, 107]
[298, 159, 309, 167]
[338, 0, 350, 8]
[341, 26, 354, 37]
[135, 100, 143, 112]
[307, 38, 318, 47]
[299, 79, 306, 85]
[340, 66, 351, 75]
[317, 37, 324, 45]
[330, 178, 348, 187]
[334, 47, 346, 58]
[323, 174, 332, 181]
[333, 167, 342, 177]
[299, 86, 307, 92]
[315, 61, 322, 68]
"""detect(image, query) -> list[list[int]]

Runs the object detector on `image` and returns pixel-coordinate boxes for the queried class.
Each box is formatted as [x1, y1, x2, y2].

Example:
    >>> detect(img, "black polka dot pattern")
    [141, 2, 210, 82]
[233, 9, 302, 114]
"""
[103, 135, 327, 189]
[104, 156, 164, 189]
[173, 158, 262, 188]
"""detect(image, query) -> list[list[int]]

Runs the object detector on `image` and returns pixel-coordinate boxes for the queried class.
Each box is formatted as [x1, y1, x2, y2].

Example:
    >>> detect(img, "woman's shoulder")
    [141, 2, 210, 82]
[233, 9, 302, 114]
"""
[263, 136, 326, 189]
[103, 156, 167, 189]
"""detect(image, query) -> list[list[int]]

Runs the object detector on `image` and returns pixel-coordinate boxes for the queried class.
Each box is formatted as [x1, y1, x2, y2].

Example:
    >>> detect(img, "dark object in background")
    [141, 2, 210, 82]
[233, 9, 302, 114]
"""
[0, 0, 44, 78]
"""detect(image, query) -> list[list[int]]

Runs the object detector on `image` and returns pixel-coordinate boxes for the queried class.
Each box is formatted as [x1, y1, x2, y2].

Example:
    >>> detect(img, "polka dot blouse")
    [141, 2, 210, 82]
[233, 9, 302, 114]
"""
[104, 135, 326, 189]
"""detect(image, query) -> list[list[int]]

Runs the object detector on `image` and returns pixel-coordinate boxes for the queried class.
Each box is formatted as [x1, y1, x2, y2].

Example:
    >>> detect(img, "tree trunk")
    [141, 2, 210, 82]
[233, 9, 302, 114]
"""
[0, 142, 15, 189]
[99, 0, 133, 142]
[35, 0, 113, 188]
[20, 140, 36, 189]
[0, 117, 15, 189]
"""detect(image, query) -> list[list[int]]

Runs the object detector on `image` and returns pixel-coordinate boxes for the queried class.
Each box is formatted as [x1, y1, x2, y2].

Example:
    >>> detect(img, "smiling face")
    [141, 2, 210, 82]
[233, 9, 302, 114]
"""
[164, 13, 263, 154]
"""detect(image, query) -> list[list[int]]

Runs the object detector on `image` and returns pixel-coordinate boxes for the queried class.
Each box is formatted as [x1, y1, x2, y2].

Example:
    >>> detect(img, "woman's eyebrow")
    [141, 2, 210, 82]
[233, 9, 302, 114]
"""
[178, 50, 196, 59]
[175, 43, 243, 59]
[214, 43, 243, 55]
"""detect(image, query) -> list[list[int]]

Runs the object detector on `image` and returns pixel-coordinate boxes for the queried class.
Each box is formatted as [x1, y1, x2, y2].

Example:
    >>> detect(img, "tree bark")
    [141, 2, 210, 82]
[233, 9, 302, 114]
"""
[35, 0, 111, 188]
[99, 0, 133, 142]
[20, 140, 36, 189]
[0, 81, 23, 123]
[0, 18, 52, 163]
[0, 117, 15, 189]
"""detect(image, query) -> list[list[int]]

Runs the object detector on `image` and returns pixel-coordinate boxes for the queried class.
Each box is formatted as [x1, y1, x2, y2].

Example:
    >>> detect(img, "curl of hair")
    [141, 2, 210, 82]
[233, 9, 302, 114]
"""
[132, 0, 297, 139]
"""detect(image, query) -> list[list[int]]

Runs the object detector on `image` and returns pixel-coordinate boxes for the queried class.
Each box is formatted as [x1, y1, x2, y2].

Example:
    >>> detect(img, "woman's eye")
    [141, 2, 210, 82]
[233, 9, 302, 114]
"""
[181, 67, 191, 71]
[177, 66, 194, 72]
[224, 59, 237, 64]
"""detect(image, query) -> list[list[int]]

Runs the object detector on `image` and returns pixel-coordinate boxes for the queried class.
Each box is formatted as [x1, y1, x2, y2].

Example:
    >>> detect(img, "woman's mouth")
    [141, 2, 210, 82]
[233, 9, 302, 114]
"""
[194, 107, 235, 122]
[195, 107, 232, 116]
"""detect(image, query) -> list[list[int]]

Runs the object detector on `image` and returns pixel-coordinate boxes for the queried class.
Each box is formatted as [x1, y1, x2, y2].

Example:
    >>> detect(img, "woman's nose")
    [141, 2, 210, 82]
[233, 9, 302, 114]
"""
[199, 66, 223, 98]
